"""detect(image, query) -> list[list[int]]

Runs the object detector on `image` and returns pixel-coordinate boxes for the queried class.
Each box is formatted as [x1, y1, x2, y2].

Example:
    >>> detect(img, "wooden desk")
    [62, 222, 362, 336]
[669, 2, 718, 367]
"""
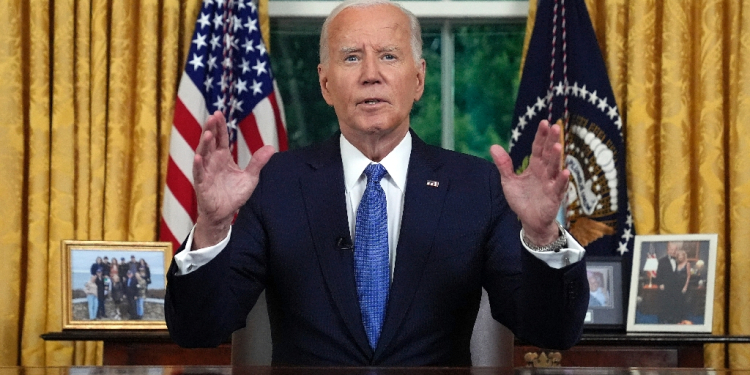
[3, 366, 750, 375]
[42, 331, 750, 367]
[518, 333, 750, 368]
[41, 331, 231, 365]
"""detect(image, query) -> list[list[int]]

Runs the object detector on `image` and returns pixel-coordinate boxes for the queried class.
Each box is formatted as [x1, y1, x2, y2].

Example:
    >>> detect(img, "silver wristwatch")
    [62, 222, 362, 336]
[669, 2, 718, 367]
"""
[521, 221, 567, 252]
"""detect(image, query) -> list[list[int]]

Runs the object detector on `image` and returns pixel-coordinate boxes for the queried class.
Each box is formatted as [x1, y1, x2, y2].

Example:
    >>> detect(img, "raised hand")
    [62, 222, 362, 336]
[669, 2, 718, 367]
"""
[192, 111, 275, 249]
[490, 120, 569, 246]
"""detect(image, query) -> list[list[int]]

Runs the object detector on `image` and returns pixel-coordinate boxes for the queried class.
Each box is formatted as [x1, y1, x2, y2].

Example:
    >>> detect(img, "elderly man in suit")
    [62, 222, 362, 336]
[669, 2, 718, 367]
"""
[165, 0, 589, 366]
[656, 241, 683, 323]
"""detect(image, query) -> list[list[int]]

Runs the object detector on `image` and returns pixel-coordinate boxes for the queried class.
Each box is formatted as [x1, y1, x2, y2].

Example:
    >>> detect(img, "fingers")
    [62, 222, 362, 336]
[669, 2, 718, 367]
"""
[544, 127, 563, 179]
[194, 112, 229, 182]
[530, 120, 565, 178]
[196, 111, 228, 157]
[552, 168, 570, 199]
[245, 145, 276, 177]
[490, 144, 514, 179]
[212, 111, 230, 149]
[529, 119, 550, 163]
[193, 153, 206, 184]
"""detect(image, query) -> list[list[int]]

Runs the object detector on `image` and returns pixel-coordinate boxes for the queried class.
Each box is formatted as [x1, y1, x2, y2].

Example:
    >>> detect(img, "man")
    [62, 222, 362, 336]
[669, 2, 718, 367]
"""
[165, 0, 588, 366]
[587, 271, 608, 307]
[102, 256, 111, 276]
[656, 241, 682, 323]
[94, 267, 106, 319]
[119, 257, 128, 277]
[124, 269, 139, 320]
[128, 255, 138, 273]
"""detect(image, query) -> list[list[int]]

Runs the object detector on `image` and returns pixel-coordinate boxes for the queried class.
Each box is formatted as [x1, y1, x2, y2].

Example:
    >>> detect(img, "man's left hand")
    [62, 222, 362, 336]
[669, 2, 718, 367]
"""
[490, 120, 569, 246]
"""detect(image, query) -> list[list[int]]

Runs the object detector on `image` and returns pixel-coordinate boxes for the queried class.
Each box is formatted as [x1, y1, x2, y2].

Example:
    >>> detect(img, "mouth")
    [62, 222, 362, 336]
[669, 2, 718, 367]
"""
[358, 98, 388, 106]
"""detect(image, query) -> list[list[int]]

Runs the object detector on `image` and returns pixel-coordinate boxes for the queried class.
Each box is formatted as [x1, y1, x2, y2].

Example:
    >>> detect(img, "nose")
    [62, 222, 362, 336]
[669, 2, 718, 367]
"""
[360, 54, 381, 85]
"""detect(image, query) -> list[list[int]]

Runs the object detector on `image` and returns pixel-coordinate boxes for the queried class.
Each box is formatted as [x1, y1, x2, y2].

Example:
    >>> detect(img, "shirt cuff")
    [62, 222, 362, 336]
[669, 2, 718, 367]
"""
[521, 230, 585, 269]
[173, 226, 233, 275]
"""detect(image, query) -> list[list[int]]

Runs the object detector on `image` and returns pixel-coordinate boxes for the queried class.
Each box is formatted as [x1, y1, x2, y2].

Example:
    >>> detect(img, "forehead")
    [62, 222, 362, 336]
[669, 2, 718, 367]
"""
[328, 4, 411, 48]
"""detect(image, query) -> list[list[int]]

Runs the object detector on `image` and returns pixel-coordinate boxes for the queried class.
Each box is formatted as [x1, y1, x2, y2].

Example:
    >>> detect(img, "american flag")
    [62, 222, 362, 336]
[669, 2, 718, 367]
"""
[160, 0, 287, 250]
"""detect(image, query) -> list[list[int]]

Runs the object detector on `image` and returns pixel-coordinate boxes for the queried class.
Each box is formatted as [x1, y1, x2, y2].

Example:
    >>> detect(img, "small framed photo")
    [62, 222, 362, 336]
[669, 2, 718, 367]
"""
[626, 234, 717, 333]
[583, 257, 625, 330]
[61, 240, 172, 329]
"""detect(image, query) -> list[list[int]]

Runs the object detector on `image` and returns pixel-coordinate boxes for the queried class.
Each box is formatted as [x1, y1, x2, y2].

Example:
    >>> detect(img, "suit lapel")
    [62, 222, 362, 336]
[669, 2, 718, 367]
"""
[299, 135, 373, 358]
[374, 132, 450, 360]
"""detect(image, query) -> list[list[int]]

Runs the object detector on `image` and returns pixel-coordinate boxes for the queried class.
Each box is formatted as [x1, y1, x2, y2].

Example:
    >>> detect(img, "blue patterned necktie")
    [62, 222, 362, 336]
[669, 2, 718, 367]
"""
[354, 163, 390, 349]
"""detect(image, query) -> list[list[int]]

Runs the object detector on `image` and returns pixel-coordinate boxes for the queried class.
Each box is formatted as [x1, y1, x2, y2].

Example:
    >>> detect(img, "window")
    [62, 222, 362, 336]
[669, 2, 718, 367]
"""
[269, 1, 528, 160]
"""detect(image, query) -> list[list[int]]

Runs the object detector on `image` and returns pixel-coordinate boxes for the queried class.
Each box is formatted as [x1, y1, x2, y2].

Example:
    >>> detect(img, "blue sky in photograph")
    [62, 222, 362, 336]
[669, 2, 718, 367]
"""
[71, 249, 167, 290]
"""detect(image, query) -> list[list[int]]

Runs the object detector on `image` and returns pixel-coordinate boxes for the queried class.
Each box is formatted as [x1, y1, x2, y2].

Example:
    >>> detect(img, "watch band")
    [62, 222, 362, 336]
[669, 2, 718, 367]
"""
[521, 221, 567, 252]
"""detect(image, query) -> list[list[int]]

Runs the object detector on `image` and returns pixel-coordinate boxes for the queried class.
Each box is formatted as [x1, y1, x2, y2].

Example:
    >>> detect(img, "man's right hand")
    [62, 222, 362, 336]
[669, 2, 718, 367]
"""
[192, 111, 275, 249]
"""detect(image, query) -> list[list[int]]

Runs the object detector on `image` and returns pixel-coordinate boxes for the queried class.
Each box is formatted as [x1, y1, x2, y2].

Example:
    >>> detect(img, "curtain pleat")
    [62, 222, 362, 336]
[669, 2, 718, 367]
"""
[727, 0, 750, 369]
[0, 0, 26, 367]
[22, 0, 53, 366]
[1, 0, 198, 366]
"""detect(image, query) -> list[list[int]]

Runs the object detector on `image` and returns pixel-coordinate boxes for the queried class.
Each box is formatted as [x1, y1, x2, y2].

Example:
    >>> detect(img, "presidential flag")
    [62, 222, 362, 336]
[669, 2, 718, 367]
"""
[509, 0, 634, 257]
[161, 0, 287, 250]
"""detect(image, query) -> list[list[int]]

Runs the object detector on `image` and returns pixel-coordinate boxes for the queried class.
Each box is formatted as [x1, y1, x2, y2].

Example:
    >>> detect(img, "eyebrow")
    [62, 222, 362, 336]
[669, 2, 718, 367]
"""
[338, 46, 401, 54]
[339, 47, 361, 54]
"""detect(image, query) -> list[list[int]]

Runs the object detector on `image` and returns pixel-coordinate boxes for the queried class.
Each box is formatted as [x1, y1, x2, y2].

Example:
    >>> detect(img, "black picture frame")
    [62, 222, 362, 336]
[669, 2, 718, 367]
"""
[583, 256, 625, 331]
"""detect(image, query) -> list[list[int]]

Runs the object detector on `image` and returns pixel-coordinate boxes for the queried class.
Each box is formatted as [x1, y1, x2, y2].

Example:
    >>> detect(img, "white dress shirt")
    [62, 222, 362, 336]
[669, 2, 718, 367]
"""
[174, 133, 585, 275]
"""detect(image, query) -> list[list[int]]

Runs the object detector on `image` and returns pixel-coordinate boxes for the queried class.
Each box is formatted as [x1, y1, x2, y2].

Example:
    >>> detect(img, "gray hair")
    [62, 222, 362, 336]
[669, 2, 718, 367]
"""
[319, 0, 423, 65]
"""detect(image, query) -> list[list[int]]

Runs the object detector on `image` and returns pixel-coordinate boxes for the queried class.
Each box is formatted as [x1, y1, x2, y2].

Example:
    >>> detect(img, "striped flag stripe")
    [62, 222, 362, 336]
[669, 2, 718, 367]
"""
[268, 90, 288, 152]
[167, 126, 198, 185]
[162, 186, 195, 245]
[166, 157, 198, 221]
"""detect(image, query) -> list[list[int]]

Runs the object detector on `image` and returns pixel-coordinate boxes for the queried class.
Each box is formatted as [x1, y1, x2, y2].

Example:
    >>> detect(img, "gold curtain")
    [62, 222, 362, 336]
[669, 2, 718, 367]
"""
[0, 0, 209, 366]
[524, 0, 750, 369]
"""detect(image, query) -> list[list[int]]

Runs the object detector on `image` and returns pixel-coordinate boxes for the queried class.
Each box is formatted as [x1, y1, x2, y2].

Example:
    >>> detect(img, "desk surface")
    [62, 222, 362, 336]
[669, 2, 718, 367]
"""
[3, 367, 750, 375]
[41, 331, 750, 344]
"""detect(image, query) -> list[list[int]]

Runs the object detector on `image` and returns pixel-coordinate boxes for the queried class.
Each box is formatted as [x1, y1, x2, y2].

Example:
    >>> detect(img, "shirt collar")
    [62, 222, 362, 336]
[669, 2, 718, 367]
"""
[340, 131, 411, 191]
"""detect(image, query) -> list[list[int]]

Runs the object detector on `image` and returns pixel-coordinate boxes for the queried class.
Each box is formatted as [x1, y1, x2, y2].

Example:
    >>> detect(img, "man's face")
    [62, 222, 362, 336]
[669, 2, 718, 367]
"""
[318, 4, 425, 141]
[587, 274, 598, 291]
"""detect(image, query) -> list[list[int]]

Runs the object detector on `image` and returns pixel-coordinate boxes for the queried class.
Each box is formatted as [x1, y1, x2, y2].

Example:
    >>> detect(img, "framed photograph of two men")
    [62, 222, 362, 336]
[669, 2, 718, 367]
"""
[61, 240, 172, 330]
[626, 234, 717, 333]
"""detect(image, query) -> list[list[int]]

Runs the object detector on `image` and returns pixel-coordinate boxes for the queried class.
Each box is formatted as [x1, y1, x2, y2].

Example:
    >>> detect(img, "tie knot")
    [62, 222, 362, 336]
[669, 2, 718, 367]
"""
[364, 163, 387, 184]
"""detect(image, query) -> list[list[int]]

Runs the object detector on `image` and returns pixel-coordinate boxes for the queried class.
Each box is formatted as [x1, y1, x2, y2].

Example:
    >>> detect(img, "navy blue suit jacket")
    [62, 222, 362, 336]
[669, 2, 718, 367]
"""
[165, 131, 589, 366]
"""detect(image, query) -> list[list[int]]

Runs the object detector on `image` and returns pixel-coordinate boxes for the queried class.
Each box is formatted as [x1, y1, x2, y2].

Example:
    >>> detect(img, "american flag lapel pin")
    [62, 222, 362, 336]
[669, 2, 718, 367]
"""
[426, 180, 439, 188]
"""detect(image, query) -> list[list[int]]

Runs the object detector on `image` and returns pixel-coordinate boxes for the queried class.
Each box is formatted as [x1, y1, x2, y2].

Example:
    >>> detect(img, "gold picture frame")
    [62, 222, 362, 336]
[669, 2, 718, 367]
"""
[61, 240, 172, 330]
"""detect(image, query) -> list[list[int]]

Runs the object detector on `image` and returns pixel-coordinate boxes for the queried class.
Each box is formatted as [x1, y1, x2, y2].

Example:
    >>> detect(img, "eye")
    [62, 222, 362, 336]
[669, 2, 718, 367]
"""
[345, 55, 358, 62]
[383, 54, 396, 60]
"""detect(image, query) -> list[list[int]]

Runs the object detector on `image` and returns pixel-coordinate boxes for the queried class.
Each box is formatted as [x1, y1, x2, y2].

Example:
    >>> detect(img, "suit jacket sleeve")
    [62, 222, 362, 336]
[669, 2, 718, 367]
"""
[164, 168, 270, 348]
[481, 166, 589, 350]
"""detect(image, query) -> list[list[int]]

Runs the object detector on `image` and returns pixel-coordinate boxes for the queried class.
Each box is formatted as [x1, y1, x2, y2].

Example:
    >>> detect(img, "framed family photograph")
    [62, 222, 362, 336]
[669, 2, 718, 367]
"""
[61, 240, 172, 329]
[626, 234, 717, 333]
[583, 257, 625, 330]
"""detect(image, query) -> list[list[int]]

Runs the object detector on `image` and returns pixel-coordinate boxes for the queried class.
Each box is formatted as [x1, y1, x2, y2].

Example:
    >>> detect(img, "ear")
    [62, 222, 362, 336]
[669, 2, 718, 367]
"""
[413, 58, 426, 102]
[318, 63, 334, 106]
